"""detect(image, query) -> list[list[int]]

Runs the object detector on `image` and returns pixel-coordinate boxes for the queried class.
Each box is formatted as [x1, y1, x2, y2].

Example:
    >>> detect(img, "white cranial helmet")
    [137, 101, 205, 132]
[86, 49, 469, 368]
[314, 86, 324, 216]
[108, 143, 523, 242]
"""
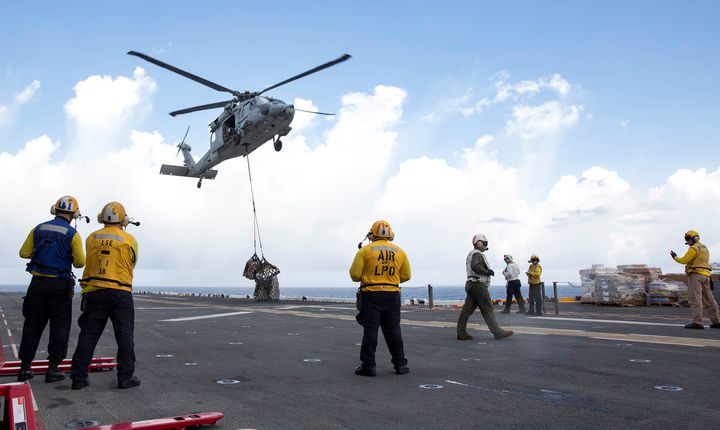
[472, 234, 487, 245]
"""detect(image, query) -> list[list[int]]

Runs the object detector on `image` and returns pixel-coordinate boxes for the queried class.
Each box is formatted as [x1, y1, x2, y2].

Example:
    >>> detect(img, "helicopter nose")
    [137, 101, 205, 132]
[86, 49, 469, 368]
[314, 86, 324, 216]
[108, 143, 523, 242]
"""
[283, 105, 295, 118]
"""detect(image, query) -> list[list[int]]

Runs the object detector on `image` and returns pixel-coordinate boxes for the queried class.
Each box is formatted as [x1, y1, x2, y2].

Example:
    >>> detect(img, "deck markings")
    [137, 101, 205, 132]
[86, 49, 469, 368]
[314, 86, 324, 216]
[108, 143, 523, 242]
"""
[135, 297, 720, 348]
[161, 311, 252, 322]
[534, 316, 680, 327]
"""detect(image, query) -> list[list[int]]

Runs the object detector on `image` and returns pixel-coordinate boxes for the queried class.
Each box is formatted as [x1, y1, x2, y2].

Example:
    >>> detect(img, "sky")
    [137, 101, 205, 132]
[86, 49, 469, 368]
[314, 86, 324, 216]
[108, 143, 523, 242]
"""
[1, 1, 719, 289]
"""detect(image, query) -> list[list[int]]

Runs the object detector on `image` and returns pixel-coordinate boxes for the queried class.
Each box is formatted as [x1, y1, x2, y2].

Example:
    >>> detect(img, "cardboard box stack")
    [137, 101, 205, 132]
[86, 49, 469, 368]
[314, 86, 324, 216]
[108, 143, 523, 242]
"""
[647, 281, 688, 305]
[579, 264, 616, 303]
[579, 264, 661, 305]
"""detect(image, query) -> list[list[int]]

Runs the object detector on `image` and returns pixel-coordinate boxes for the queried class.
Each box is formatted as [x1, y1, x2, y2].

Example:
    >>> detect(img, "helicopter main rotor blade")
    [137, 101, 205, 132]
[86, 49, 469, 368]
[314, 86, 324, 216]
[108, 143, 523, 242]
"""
[258, 54, 351, 96]
[294, 108, 335, 116]
[169, 101, 233, 117]
[127, 51, 237, 95]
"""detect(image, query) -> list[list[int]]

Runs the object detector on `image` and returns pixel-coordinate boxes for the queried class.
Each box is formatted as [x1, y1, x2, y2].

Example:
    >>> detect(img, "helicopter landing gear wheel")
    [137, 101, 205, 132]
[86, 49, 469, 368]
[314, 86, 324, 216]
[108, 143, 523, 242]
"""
[197, 178, 203, 189]
[274, 138, 282, 152]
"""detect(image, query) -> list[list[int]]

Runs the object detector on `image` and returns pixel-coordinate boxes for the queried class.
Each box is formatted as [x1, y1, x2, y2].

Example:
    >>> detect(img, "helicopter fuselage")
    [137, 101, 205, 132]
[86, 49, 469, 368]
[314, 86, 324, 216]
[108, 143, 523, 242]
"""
[188, 96, 295, 175]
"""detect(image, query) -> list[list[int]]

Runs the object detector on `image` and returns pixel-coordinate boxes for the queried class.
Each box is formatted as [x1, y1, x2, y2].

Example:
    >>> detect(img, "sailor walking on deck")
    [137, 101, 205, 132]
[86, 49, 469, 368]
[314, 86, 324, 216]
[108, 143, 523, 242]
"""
[670, 230, 720, 329]
[350, 220, 411, 377]
[500, 254, 525, 314]
[456, 234, 513, 340]
[17, 196, 86, 383]
[70, 202, 141, 389]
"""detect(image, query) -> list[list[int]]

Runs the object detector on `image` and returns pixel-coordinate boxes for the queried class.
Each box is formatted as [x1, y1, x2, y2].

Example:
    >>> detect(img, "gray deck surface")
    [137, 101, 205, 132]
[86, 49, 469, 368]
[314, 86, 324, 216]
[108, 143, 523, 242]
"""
[0, 292, 718, 429]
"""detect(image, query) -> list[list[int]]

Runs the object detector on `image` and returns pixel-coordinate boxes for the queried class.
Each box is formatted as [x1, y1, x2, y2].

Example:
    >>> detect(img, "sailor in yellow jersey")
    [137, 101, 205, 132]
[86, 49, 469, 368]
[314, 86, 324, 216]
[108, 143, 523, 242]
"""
[349, 220, 411, 377]
[18, 196, 86, 383]
[670, 230, 720, 329]
[70, 202, 141, 389]
[526, 254, 543, 316]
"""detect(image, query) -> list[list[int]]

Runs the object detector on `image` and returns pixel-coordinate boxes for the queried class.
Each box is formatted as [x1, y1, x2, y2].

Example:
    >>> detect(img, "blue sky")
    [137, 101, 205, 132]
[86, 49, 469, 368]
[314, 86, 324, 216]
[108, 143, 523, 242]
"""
[1, 1, 719, 287]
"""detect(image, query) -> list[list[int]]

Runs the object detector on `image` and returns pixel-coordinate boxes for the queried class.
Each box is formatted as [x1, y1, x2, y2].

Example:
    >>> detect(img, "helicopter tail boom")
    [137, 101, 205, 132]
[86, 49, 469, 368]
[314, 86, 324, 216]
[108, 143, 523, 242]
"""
[160, 164, 218, 180]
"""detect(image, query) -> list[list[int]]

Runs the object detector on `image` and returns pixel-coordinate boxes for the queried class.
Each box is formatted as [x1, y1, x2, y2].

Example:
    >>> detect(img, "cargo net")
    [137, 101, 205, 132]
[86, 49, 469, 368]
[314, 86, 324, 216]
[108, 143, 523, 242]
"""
[243, 153, 280, 301]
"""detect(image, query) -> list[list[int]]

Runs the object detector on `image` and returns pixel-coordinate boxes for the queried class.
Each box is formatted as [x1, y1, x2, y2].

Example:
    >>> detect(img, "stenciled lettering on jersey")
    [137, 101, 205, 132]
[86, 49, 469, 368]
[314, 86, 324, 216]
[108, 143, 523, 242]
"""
[373, 245, 397, 276]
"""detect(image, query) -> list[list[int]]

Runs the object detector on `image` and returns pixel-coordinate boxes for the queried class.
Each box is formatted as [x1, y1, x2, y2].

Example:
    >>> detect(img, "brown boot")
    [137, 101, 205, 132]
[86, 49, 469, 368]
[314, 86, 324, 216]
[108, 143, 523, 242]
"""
[494, 330, 514, 340]
[457, 334, 474, 340]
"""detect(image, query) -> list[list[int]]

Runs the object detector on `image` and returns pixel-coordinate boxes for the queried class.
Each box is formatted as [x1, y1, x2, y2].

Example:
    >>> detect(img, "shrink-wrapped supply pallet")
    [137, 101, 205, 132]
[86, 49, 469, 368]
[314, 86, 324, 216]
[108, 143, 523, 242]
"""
[579, 265, 617, 304]
[617, 264, 662, 291]
[647, 281, 688, 306]
[594, 273, 646, 306]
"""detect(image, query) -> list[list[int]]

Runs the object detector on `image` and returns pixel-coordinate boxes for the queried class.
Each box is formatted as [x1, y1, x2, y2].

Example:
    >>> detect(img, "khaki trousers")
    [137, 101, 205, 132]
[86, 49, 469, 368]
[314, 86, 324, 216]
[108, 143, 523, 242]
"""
[456, 280, 502, 336]
[687, 273, 720, 325]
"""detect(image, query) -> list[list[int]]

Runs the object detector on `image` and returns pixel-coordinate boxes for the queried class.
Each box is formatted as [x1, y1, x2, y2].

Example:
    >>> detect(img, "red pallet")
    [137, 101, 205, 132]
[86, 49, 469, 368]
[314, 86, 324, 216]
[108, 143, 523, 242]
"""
[0, 357, 116, 376]
[83, 412, 224, 429]
[0, 382, 39, 429]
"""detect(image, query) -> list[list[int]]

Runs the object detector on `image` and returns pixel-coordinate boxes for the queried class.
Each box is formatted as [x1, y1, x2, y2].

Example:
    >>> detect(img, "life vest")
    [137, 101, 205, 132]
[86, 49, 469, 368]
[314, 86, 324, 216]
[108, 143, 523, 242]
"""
[80, 226, 136, 292]
[686, 242, 711, 276]
[353, 240, 410, 292]
[26, 218, 76, 278]
[466, 249, 491, 284]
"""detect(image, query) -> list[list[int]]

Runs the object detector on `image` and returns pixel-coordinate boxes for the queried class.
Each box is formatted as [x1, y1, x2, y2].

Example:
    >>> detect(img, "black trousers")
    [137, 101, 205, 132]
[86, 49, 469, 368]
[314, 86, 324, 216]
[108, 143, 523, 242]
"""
[70, 289, 136, 382]
[18, 276, 73, 366]
[355, 291, 407, 369]
[528, 283, 543, 314]
[504, 279, 526, 311]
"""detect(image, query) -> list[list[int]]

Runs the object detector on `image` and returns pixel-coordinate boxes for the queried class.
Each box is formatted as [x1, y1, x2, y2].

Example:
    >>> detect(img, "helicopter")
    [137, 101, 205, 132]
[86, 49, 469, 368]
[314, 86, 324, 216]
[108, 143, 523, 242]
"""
[127, 51, 351, 188]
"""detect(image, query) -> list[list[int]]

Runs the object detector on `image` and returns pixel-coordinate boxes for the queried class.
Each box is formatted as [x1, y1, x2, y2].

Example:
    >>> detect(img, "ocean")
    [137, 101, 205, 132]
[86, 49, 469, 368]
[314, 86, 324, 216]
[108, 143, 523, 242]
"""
[0, 283, 581, 305]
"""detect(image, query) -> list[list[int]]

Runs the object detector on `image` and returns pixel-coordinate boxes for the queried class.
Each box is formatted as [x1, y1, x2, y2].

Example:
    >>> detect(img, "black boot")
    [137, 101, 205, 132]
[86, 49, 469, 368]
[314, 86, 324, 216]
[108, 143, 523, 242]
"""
[45, 364, 66, 383]
[17, 364, 33, 382]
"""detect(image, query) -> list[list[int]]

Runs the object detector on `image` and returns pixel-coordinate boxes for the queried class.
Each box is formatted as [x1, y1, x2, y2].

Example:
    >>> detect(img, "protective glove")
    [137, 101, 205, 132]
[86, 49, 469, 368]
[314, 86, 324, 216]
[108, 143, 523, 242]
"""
[488, 269, 495, 276]
[670, 250, 677, 258]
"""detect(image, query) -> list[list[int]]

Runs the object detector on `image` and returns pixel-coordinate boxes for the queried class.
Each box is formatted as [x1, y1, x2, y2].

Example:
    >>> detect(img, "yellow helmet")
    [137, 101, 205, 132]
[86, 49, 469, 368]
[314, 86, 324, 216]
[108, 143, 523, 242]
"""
[528, 254, 540, 263]
[370, 220, 394, 241]
[684, 230, 700, 245]
[97, 201, 129, 226]
[51, 195, 80, 219]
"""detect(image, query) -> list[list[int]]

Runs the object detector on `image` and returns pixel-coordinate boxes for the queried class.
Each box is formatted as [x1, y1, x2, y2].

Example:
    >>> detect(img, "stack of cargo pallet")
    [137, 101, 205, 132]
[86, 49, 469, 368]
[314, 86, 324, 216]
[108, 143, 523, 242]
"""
[579, 264, 657, 306]
[647, 280, 688, 306]
[579, 264, 616, 304]
[594, 273, 646, 306]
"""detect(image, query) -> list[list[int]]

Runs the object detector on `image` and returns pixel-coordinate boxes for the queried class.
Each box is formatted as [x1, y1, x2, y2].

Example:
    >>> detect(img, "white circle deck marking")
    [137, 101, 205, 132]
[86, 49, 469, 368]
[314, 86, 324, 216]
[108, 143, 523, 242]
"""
[155, 354, 173, 358]
[477, 342, 488, 345]
[229, 342, 243, 345]
[287, 333, 299, 336]
[217, 379, 241, 385]
[419, 384, 444, 389]
[241, 325, 252, 328]
[303, 358, 321, 362]
[324, 326, 335, 329]
[185, 362, 198, 366]
[185, 331, 197, 334]
[355, 343, 362, 346]
[462, 358, 482, 362]
[630, 359, 652, 363]
[616, 343, 633, 347]
[654, 385, 684, 392]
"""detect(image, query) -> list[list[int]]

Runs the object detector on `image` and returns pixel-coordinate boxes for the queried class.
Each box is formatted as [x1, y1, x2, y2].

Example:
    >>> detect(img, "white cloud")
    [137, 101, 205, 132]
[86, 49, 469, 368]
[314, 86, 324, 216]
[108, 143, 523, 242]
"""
[420, 112, 439, 123]
[2, 70, 718, 289]
[506, 101, 583, 140]
[449, 72, 577, 119]
[618, 119, 629, 128]
[64, 67, 157, 161]
[14, 80, 40, 104]
[0, 80, 42, 127]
